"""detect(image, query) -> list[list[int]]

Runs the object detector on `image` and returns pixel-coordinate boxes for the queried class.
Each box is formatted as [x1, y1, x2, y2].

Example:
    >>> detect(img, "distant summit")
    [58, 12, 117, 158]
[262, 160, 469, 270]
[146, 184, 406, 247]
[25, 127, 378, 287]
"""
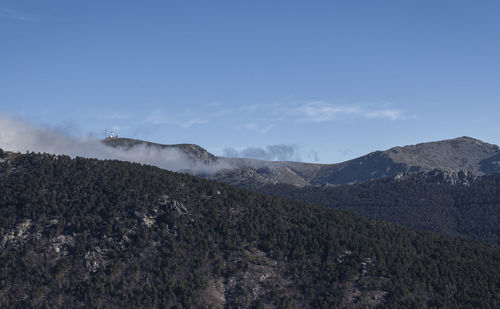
[385, 136, 499, 173]
[310, 136, 500, 185]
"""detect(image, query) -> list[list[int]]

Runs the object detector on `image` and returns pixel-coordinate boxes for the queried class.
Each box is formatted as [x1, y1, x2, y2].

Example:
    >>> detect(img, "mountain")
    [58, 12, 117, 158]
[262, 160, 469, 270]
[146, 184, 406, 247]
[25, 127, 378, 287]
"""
[384, 136, 500, 173]
[310, 136, 500, 185]
[106, 136, 500, 187]
[216, 136, 500, 187]
[0, 149, 499, 308]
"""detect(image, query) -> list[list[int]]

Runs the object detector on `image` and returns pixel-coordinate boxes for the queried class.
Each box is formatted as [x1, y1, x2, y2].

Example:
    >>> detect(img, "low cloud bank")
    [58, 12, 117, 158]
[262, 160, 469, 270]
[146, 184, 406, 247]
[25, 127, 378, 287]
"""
[0, 113, 214, 173]
[223, 145, 303, 162]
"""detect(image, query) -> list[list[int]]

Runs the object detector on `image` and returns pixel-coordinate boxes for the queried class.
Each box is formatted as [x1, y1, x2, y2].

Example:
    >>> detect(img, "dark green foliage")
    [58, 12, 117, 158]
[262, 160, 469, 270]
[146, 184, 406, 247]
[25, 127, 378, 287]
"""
[0, 152, 499, 308]
[256, 171, 500, 245]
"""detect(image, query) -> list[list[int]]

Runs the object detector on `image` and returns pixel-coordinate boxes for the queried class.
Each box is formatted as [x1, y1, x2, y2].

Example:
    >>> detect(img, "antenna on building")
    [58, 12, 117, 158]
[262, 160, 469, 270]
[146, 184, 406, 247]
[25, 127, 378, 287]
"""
[105, 128, 119, 139]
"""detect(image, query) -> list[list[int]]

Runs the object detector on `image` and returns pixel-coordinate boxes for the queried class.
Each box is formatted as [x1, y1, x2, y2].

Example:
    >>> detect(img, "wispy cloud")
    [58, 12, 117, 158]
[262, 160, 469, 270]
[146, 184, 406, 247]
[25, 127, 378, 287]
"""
[0, 8, 35, 22]
[145, 110, 208, 129]
[338, 148, 352, 157]
[180, 119, 207, 128]
[145, 110, 170, 125]
[211, 101, 405, 131]
[243, 123, 274, 134]
[223, 144, 300, 161]
[145, 100, 406, 134]
[212, 109, 233, 117]
[296, 101, 404, 122]
[222, 144, 320, 162]
[363, 109, 403, 120]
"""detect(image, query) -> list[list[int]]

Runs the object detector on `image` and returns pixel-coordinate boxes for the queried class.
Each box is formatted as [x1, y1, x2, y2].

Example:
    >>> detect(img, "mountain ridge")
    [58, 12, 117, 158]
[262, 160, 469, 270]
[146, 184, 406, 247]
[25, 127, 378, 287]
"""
[102, 136, 500, 187]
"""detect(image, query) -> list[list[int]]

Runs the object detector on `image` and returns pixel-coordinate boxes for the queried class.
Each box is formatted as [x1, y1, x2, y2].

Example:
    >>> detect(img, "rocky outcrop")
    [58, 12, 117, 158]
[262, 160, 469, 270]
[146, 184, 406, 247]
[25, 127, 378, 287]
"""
[85, 247, 107, 273]
[50, 235, 75, 257]
[203, 248, 290, 308]
[1, 220, 34, 249]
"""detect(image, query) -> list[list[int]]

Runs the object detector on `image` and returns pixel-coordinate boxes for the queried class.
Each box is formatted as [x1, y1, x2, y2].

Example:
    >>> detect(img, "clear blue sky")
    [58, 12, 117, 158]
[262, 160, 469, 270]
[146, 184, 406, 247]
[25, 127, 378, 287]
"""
[1, 1, 499, 163]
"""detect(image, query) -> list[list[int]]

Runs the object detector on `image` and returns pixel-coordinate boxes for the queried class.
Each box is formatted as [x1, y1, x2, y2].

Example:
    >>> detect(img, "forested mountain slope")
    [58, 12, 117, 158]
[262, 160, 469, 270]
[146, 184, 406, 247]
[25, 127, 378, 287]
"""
[256, 171, 500, 245]
[0, 149, 499, 308]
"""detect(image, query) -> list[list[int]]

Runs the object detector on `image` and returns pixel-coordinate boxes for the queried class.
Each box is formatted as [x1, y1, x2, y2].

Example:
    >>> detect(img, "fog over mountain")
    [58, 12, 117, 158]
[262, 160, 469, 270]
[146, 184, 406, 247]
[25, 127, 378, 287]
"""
[0, 113, 221, 173]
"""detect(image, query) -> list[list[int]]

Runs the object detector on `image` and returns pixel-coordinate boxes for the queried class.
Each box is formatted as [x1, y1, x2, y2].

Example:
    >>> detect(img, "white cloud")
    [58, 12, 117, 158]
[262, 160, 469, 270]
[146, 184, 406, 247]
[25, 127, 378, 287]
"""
[297, 101, 404, 122]
[146, 110, 207, 129]
[180, 119, 207, 128]
[145, 100, 405, 135]
[222, 144, 319, 162]
[223, 144, 300, 161]
[145, 110, 168, 125]
[364, 109, 403, 120]
[243, 123, 274, 134]
[0, 8, 34, 21]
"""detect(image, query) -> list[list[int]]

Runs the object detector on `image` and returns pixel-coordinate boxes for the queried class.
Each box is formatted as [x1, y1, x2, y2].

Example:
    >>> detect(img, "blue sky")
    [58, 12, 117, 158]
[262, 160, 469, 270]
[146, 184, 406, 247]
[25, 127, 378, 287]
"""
[1, 1, 499, 163]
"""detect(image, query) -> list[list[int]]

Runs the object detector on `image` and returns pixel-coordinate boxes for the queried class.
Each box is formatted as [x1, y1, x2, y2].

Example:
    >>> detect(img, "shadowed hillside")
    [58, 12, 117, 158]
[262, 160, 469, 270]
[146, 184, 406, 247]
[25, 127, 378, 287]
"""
[256, 170, 500, 245]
